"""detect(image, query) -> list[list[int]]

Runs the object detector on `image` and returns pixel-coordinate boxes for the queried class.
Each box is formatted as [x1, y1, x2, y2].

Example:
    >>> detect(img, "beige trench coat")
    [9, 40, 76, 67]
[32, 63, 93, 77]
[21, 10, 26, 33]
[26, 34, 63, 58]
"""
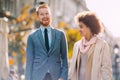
[68, 38, 112, 80]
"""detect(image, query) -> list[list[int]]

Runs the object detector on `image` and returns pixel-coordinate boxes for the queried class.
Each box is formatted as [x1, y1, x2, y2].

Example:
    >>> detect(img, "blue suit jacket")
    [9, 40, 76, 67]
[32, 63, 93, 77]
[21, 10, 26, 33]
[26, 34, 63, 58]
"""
[25, 27, 68, 80]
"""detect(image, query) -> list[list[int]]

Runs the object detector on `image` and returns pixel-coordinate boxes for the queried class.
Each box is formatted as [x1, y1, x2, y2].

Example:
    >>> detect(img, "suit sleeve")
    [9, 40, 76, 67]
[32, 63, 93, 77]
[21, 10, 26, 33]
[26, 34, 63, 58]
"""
[60, 31, 68, 80]
[101, 42, 112, 80]
[25, 35, 34, 80]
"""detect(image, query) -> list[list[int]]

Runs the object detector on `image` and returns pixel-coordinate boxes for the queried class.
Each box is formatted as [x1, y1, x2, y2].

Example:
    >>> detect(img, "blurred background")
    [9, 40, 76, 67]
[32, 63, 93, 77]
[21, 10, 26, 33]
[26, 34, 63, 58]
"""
[0, 0, 120, 80]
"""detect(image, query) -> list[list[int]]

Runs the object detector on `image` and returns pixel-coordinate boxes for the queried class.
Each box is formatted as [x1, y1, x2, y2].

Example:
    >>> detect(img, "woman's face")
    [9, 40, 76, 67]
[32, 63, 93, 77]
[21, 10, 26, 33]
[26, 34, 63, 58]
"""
[78, 22, 92, 38]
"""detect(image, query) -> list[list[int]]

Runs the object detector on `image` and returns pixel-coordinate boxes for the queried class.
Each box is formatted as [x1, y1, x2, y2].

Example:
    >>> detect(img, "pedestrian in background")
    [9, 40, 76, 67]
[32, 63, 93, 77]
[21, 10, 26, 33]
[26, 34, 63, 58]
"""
[68, 11, 112, 80]
[25, 3, 68, 80]
[8, 69, 18, 80]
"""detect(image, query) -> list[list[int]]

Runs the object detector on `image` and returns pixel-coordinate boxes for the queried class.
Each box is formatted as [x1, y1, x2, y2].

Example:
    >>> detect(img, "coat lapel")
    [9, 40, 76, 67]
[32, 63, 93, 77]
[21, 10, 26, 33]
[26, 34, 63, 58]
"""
[48, 28, 56, 54]
[87, 43, 96, 59]
[38, 29, 48, 52]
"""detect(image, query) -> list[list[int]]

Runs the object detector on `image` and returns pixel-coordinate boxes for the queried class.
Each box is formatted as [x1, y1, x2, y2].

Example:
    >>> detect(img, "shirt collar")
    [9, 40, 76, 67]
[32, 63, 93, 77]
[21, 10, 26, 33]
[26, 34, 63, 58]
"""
[40, 25, 51, 33]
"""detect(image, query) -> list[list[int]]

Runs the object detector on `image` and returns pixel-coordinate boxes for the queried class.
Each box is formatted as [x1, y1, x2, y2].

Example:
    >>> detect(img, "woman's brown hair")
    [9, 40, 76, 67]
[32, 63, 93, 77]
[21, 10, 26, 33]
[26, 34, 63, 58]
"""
[75, 11, 103, 34]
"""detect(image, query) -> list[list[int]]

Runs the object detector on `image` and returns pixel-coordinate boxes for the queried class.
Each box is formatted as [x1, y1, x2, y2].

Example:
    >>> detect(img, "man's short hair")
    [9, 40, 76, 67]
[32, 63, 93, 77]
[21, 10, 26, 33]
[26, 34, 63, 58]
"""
[36, 3, 49, 14]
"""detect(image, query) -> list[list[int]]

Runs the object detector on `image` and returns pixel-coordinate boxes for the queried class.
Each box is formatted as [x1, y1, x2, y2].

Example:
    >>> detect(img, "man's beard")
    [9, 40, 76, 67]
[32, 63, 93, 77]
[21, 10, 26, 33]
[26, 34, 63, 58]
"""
[39, 18, 51, 26]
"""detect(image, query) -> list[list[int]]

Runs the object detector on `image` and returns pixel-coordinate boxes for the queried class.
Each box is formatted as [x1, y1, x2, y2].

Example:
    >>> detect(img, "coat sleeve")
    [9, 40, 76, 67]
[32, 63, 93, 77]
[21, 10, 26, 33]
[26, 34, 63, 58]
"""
[68, 41, 80, 80]
[59, 31, 68, 80]
[101, 41, 112, 80]
[25, 35, 34, 80]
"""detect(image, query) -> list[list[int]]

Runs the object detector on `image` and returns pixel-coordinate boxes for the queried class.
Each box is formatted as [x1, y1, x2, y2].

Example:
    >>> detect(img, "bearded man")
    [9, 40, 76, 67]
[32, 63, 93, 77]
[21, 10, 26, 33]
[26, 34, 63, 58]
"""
[25, 3, 68, 80]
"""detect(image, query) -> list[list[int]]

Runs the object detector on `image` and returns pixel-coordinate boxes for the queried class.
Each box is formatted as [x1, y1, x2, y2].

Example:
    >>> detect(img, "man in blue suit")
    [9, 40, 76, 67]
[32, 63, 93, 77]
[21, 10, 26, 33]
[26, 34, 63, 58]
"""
[25, 3, 68, 80]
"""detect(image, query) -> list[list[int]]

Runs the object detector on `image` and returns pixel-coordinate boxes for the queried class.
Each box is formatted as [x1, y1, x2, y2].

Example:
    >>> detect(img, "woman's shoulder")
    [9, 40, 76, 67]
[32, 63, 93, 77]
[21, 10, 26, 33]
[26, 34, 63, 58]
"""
[96, 37, 109, 47]
[73, 40, 82, 49]
[74, 40, 81, 45]
[97, 37, 108, 44]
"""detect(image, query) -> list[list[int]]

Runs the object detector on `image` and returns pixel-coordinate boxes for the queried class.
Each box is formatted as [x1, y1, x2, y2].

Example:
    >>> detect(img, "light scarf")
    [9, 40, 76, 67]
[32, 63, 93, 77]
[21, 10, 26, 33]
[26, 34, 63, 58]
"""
[79, 35, 97, 54]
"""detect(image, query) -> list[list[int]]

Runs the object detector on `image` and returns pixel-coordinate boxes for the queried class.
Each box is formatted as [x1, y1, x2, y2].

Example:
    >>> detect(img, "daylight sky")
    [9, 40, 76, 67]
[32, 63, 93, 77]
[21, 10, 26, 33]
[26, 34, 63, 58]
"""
[86, 0, 120, 37]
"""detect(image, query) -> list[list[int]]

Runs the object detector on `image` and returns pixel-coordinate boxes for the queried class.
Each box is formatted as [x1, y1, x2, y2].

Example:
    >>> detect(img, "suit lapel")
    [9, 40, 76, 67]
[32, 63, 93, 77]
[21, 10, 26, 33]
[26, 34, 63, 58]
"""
[48, 28, 56, 54]
[38, 28, 48, 52]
